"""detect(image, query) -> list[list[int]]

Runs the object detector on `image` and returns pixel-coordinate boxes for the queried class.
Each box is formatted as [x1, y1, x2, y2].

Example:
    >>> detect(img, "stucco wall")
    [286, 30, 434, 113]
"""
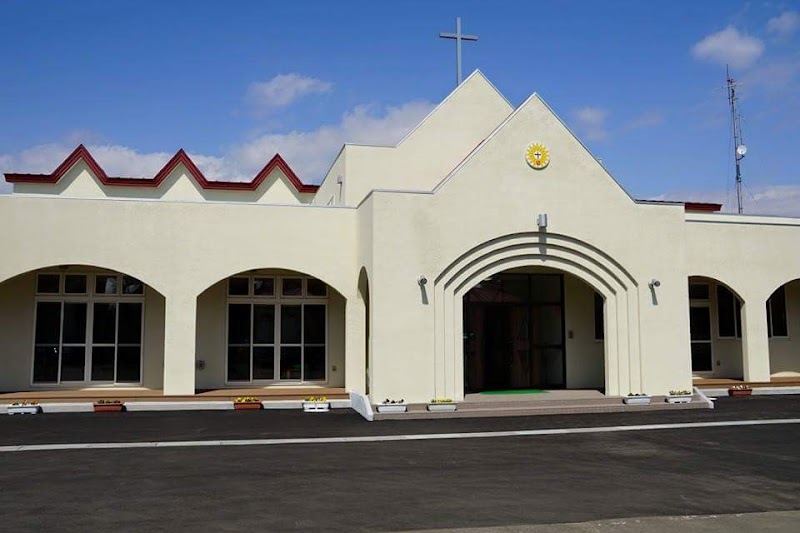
[364, 94, 692, 401]
[0, 194, 359, 395]
[316, 72, 513, 208]
[564, 275, 605, 389]
[685, 215, 800, 380]
[0, 273, 35, 391]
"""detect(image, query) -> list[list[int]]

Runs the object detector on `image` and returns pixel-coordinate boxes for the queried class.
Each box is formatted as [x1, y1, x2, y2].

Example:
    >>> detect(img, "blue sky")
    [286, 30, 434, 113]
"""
[1, 0, 799, 214]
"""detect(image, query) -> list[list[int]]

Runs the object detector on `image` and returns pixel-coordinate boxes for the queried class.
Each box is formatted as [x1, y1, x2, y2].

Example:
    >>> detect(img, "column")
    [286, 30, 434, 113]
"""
[344, 297, 367, 394]
[741, 298, 771, 382]
[162, 293, 197, 395]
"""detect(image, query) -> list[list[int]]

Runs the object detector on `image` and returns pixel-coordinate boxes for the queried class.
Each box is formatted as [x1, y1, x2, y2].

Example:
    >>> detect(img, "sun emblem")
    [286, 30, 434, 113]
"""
[525, 143, 550, 170]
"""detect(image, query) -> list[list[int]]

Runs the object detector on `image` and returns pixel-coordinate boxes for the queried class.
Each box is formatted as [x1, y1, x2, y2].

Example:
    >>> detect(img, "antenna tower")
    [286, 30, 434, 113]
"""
[727, 65, 747, 214]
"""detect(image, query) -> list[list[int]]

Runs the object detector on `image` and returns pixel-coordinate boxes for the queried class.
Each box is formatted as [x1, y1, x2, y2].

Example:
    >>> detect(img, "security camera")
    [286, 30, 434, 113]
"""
[649, 279, 661, 288]
[417, 276, 428, 286]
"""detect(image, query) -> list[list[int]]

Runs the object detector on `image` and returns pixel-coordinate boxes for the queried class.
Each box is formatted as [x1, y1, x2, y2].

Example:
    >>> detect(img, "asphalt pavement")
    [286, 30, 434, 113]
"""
[0, 396, 797, 532]
[1, 394, 799, 446]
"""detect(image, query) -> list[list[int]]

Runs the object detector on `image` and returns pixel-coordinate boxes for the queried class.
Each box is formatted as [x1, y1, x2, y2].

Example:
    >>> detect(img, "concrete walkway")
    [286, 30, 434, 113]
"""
[404, 511, 800, 532]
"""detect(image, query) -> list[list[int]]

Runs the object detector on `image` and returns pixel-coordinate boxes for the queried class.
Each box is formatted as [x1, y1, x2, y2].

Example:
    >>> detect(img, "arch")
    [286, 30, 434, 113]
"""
[194, 266, 348, 391]
[0, 263, 166, 298]
[194, 264, 350, 302]
[765, 278, 799, 377]
[0, 264, 166, 391]
[688, 274, 744, 301]
[766, 277, 800, 301]
[434, 232, 640, 400]
[687, 275, 745, 379]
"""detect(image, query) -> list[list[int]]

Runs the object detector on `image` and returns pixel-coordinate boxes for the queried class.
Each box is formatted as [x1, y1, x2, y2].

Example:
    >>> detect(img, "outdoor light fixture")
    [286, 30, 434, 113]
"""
[417, 275, 428, 286]
[537, 213, 548, 228]
[648, 279, 661, 288]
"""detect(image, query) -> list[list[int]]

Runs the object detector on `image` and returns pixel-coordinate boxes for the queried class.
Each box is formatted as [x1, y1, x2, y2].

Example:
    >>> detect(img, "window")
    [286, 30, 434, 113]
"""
[716, 285, 742, 338]
[767, 286, 788, 338]
[226, 274, 328, 382]
[281, 278, 303, 297]
[689, 283, 710, 301]
[593, 292, 604, 341]
[32, 273, 144, 385]
[36, 274, 60, 294]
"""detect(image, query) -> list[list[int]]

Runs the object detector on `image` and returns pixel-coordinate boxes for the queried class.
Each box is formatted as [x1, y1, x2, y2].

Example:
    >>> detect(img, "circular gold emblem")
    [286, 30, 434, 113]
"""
[525, 143, 550, 170]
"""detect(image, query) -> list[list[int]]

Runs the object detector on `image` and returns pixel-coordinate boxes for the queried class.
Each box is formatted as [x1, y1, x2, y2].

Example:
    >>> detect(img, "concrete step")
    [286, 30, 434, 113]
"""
[373, 396, 709, 421]
[457, 398, 625, 410]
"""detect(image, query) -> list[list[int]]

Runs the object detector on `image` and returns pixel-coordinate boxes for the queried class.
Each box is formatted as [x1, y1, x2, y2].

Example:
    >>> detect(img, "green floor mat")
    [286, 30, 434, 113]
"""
[479, 389, 548, 395]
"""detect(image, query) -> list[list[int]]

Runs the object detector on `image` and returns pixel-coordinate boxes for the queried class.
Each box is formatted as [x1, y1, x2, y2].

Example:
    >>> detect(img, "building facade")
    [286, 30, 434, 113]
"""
[2, 71, 798, 402]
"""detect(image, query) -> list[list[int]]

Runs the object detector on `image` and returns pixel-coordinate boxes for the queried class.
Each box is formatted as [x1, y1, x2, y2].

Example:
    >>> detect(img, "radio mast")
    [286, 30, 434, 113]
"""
[726, 65, 747, 214]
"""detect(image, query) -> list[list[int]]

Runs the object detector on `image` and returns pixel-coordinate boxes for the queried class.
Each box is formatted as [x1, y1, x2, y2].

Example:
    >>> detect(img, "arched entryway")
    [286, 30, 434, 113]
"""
[687, 276, 744, 378]
[463, 267, 606, 393]
[194, 268, 346, 390]
[434, 232, 639, 400]
[767, 279, 799, 377]
[0, 265, 165, 392]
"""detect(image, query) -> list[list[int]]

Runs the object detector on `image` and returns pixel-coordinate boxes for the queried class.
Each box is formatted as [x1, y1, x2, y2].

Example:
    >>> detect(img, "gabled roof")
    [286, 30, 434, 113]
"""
[4, 144, 319, 193]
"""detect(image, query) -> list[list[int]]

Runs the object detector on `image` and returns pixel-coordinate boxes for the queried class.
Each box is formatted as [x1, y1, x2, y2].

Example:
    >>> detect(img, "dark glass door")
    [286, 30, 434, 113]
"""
[464, 273, 565, 392]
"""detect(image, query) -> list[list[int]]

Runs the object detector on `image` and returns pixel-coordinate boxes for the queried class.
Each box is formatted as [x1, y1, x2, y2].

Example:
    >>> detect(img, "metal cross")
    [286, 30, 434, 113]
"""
[439, 17, 478, 86]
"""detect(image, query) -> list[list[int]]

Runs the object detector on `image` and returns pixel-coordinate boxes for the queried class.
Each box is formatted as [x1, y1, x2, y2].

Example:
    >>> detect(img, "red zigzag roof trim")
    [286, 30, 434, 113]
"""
[3, 144, 320, 193]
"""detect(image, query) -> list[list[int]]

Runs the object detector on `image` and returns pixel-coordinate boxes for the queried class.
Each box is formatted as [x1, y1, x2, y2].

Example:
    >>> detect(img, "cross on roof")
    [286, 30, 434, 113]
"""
[439, 17, 478, 87]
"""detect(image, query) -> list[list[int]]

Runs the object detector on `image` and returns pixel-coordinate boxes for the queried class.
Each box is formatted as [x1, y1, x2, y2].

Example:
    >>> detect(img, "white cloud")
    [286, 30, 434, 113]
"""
[246, 73, 333, 113]
[652, 184, 800, 217]
[572, 107, 610, 141]
[767, 11, 800, 36]
[0, 99, 435, 189]
[230, 101, 434, 179]
[692, 26, 765, 69]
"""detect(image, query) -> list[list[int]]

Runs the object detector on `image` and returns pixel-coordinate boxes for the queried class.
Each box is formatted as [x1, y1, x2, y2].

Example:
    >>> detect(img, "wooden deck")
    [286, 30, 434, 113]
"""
[693, 377, 800, 388]
[0, 387, 349, 403]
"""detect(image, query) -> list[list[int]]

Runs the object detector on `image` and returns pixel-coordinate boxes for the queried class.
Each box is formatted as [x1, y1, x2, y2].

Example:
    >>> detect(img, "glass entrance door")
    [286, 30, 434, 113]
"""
[689, 305, 713, 373]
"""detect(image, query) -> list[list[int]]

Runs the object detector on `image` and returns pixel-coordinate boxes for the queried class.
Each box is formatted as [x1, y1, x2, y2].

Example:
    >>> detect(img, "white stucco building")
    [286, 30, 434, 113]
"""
[2, 71, 798, 402]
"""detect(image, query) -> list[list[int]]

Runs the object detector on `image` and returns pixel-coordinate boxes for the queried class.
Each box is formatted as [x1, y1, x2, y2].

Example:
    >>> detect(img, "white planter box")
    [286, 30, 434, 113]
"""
[623, 396, 652, 405]
[666, 395, 692, 404]
[377, 404, 407, 413]
[7, 405, 40, 415]
[427, 403, 457, 412]
[303, 402, 330, 413]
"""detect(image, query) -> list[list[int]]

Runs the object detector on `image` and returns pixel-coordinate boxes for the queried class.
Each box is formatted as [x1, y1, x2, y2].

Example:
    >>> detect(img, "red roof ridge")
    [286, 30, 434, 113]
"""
[4, 144, 319, 193]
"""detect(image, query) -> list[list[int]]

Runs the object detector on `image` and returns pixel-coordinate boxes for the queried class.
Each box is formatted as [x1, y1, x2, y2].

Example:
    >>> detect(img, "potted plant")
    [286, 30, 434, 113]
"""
[666, 390, 693, 404]
[427, 398, 457, 412]
[94, 399, 124, 413]
[623, 393, 652, 405]
[377, 399, 407, 413]
[7, 400, 41, 415]
[728, 385, 753, 397]
[303, 396, 330, 412]
[233, 396, 262, 411]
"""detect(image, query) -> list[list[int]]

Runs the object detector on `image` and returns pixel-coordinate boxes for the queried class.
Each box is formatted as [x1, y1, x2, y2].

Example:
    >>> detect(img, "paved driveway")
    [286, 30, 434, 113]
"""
[0, 396, 797, 531]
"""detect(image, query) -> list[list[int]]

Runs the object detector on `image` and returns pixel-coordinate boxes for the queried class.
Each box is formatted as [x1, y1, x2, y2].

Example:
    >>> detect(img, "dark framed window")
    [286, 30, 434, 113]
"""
[32, 272, 144, 385]
[226, 274, 328, 382]
[593, 292, 604, 341]
[716, 285, 741, 338]
[767, 286, 788, 338]
[689, 283, 710, 301]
